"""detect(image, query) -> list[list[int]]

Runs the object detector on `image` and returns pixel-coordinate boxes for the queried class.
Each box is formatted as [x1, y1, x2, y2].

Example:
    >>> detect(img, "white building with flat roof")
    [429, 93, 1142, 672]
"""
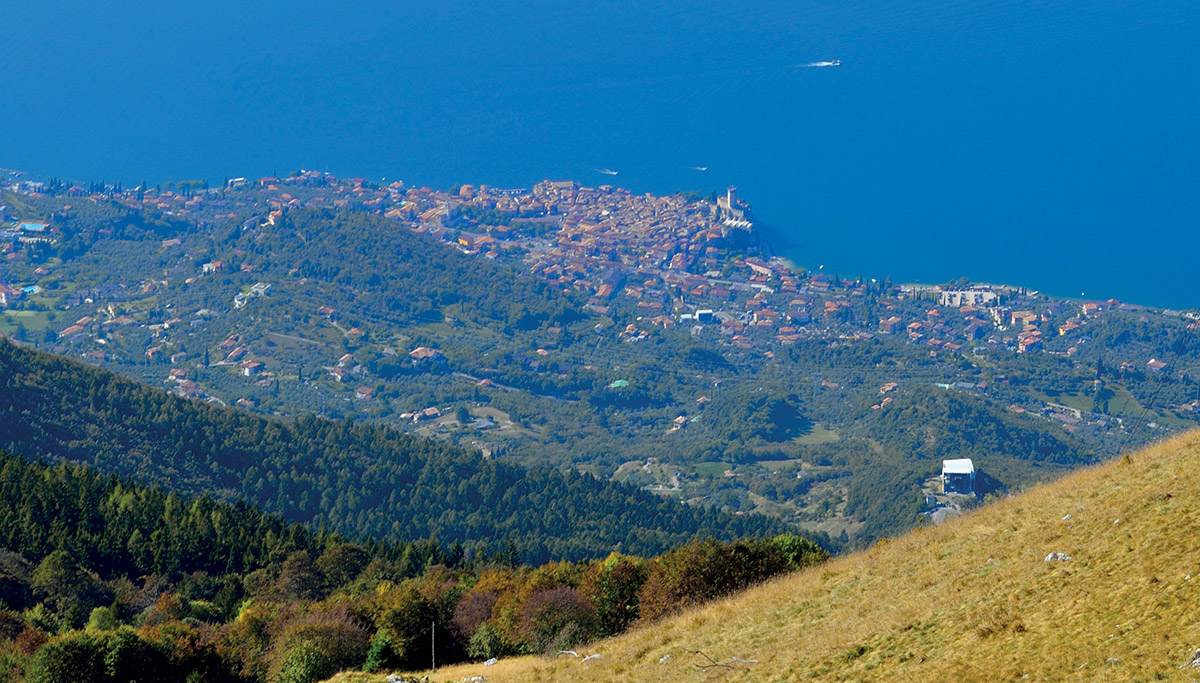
[942, 458, 976, 495]
[939, 289, 998, 307]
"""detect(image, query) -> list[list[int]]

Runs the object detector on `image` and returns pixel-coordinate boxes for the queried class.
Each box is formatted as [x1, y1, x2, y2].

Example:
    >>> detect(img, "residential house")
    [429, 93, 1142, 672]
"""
[1018, 336, 1043, 354]
[878, 316, 902, 334]
[409, 346, 447, 369]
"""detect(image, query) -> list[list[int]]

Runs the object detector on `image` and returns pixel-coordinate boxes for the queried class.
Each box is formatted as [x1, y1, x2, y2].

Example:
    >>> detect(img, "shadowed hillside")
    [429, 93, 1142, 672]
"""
[0, 339, 786, 563]
[337, 430, 1200, 681]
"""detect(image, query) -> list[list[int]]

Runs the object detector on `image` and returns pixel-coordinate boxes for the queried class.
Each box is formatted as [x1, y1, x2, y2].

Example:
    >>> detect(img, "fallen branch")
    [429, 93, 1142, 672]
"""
[685, 650, 732, 670]
[684, 649, 756, 670]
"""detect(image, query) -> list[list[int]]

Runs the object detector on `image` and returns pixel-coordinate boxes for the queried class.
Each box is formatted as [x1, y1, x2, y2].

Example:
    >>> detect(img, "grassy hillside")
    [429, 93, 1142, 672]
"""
[338, 430, 1200, 681]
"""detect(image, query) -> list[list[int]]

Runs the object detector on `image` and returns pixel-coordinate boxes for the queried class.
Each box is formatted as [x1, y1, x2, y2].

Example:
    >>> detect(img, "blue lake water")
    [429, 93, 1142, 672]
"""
[3, 1, 1198, 307]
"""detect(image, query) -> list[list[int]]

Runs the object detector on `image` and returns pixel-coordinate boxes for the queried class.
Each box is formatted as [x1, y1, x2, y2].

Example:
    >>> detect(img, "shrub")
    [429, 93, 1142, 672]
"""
[637, 536, 827, 622]
[267, 603, 369, 682]
[361, 631, 395, 673]
[21, 606, 56, 636]
[579, 553, 647, 637]
[465, 624, 515, 660]
[86, 607, 119, 632]
[26, 631, 106, 683]
[0, 612, 28, 641]
[15, 628, 48, 656]
[371, 571, 464, 670]
[103, 628, 175, 682]
[30, 551, 110, 629]
[518, 587, 597, 654]
[274, 640, 336, 683]
[450, 590, 497, 641]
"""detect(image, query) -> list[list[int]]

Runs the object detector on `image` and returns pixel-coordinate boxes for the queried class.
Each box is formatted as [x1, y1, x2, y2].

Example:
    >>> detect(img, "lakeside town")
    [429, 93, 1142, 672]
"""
[4, 167, 1200, 541]
[4, 170, 1196, 347]
[2, 169, 1199, 440]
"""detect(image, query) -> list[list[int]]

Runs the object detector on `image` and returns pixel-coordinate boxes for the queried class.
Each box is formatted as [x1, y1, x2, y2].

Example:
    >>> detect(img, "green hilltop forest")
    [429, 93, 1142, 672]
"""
[0, 339, 789, 563]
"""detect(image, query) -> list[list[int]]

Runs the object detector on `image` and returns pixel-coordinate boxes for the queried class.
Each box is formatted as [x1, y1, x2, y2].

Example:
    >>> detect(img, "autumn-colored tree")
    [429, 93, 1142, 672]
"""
[267, 603, 370, 683]
[579, 553, 648, 637]
[450, 589, 497, 641]
[15, 627, 49, 656]
[0, 611, 28, 640]
[490, 561, 582, 651]
[25, 631, 106, 683]
[219, 602, 278, 680]
[316, 544, 370, 589]
[274, 552, 325, 601]
[636, 536, 826, 622]
[141, 621, 240, 683]
[370, 569, 465, 670]
[518, 586, 598, 654]
[139, 593, 187, 628]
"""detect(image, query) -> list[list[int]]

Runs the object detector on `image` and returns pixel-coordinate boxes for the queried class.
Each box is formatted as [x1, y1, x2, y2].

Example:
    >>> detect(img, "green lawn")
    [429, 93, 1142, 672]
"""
[266, 331, 327, 351]
[757, 458, 805, 473]
[794, 424, 841, 445]
[0, 310, 51, 335]
[1030, 384, 1194, 429]
[470, 405, 515, 427]
[1104, 385, 1144, 417]
[1032, 390, 1094, 413]
[693, 461, 732, 477]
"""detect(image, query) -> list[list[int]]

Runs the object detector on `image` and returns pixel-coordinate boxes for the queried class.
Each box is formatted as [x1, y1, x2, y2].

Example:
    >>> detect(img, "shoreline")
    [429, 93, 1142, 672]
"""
[3, 166, 1194, 314]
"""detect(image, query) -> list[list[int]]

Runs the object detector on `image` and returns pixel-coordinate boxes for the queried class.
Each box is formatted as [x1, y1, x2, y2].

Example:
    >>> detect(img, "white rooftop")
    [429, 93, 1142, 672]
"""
[942, 458, 975, 475]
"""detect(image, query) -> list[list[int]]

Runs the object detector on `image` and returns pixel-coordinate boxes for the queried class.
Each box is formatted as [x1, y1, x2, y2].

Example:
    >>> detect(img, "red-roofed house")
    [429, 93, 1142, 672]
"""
[409, 346, 447, 369]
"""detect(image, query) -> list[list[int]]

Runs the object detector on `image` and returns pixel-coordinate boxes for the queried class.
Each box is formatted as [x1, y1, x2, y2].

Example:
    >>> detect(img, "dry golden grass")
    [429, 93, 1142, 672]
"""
[329, 431, 1200, 682]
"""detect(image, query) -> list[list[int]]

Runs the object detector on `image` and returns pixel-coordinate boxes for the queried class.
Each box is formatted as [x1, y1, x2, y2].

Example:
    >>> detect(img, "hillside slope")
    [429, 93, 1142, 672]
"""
[355, 430, 1200, 681]
[0, 339, 785, 563]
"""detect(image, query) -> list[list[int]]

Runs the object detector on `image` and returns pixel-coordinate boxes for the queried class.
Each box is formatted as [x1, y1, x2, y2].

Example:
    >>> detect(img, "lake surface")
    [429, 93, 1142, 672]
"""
[4, 0, 1198, 307]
